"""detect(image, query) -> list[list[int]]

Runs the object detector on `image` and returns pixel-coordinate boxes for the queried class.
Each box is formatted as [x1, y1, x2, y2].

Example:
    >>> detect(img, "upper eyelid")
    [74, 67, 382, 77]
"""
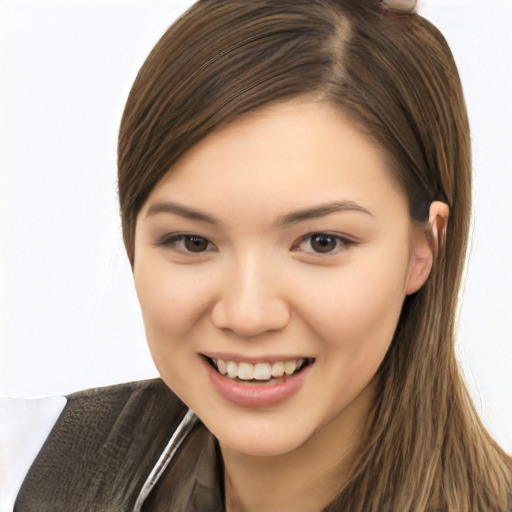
[153, 231, 357, 252]
[289, 233, 356, 256]
[295, 231, 357, 245]
[154, 233, 216, 249]
[155, 231, 210, 242]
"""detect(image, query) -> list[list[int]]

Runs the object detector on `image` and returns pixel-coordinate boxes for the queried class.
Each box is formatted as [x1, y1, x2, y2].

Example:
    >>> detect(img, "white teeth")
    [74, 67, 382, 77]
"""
[253, 362, 272, 380]
[212, 358, 309, 381]
[226, 361, 238, 379]
[271, 361, 285, 378]
[237, 362, 254, 380]
[217, 359, 227, 375]
[284, 360, 297, 375]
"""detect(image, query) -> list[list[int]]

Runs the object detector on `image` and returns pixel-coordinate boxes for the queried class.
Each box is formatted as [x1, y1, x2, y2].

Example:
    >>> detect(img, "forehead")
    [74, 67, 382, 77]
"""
[141, 100, 407, 222]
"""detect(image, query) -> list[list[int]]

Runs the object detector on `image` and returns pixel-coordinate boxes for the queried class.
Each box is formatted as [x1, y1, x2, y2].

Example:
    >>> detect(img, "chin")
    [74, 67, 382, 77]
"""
[205, 414, 315, 458]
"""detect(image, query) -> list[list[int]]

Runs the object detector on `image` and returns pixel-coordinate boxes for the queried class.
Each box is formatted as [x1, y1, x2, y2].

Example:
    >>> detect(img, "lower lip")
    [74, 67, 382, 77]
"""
[202, 357, 312, 408]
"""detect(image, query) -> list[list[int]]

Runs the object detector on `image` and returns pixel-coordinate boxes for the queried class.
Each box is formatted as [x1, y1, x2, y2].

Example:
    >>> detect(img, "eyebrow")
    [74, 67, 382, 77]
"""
[145, 199, 374, 227]
[276, 200, 374, 227]
[145, 201, 222, 226]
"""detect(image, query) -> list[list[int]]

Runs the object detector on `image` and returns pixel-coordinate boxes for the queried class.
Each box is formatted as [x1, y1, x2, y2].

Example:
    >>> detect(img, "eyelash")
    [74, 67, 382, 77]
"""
[155, 232, 356, 255]
[154, 234, 217, 253]
[292, 232, 356, 255]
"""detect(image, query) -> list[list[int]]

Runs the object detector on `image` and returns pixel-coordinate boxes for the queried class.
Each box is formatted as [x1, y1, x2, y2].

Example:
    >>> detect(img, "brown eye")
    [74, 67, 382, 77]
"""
[290, 232, 354, 256]
[184, 235, 209, 252]
[310, 234, 337, 253]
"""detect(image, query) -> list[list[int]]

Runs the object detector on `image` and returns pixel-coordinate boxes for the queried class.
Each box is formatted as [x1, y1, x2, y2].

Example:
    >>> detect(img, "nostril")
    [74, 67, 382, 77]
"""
[210, 299, 291, 338]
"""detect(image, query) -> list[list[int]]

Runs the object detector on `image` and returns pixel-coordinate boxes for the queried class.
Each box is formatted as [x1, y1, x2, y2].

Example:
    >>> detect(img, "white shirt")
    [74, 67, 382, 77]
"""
[0, 396, 66, 512]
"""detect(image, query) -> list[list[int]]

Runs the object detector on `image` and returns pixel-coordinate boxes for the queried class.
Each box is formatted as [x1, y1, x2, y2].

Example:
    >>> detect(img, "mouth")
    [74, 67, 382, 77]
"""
[204, 356, 315, 385]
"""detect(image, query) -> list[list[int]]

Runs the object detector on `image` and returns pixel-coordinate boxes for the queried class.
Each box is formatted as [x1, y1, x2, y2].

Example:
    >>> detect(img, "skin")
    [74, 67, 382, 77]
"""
[133, 99, 440, 512]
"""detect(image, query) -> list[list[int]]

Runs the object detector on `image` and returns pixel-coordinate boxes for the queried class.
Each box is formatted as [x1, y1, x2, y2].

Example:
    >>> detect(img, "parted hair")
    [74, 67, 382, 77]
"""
[118, 1, 512, 510]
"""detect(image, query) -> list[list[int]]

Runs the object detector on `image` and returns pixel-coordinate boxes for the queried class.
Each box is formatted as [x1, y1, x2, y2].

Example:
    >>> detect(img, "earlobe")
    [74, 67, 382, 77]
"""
[405, 201, 449, 295]
[405, 231, 433, 295]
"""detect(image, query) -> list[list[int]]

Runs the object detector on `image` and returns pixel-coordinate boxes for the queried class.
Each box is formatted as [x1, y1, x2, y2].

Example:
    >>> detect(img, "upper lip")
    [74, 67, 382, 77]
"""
[200, 352, 313, 364]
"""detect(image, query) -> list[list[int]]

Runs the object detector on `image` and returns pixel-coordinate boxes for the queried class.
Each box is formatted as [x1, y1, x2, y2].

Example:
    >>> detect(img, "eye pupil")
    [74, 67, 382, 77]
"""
[184, 236, 208, 252]
[311, 234, 336, 253]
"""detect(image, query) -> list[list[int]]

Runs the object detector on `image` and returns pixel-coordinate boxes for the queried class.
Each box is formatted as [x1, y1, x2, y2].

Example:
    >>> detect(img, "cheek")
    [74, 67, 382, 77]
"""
[297, 251, 408, 356]
[296, 254, 409, 419]
[344, 263, 406, 336]
[133, 258, 212, 341]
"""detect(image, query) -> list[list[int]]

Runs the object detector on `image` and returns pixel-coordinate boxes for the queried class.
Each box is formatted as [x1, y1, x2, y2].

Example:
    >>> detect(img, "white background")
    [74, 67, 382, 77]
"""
[1, 0, 511, 454]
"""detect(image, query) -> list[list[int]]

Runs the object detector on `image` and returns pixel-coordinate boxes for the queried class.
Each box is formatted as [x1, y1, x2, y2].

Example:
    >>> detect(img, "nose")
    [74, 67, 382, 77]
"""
[210, 255, 291, 338]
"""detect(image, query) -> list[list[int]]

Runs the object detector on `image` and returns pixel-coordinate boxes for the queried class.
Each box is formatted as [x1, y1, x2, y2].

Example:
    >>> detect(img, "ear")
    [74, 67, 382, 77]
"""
[405, 201, 449, 295]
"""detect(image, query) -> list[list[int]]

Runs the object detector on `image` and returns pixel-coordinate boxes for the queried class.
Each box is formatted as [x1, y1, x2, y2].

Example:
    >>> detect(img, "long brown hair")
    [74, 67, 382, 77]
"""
[118, 1, 512, 510]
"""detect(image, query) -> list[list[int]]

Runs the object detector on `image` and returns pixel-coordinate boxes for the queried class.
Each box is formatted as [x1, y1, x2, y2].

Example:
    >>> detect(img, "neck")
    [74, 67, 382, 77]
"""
[221, 384, 373, 512]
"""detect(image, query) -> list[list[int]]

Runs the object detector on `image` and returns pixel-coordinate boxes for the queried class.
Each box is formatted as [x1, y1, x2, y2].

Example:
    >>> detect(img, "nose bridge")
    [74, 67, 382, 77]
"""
[211, 248, 290, 338]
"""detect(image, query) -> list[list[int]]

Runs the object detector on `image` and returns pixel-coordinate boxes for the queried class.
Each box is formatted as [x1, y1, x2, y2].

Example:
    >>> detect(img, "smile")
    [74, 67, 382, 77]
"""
[209, 357, 312, 383]
[201, 355, 315, 408]
[202, 355, 315, 407]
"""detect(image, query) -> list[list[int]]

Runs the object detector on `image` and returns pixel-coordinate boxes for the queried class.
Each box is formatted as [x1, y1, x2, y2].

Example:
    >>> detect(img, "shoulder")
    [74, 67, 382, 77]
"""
[63, 378, 183, 422]
[13, 379, 188, 511]
[35, 378, 186, 462]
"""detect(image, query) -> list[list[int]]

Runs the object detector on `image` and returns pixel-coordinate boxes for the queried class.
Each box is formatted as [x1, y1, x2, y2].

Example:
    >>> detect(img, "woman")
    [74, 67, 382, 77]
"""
[9, 0, 512, 510]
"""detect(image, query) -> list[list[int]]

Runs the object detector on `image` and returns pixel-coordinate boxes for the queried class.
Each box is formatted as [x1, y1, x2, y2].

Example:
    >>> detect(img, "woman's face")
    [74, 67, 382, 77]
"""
[133, 100, 429, 457]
